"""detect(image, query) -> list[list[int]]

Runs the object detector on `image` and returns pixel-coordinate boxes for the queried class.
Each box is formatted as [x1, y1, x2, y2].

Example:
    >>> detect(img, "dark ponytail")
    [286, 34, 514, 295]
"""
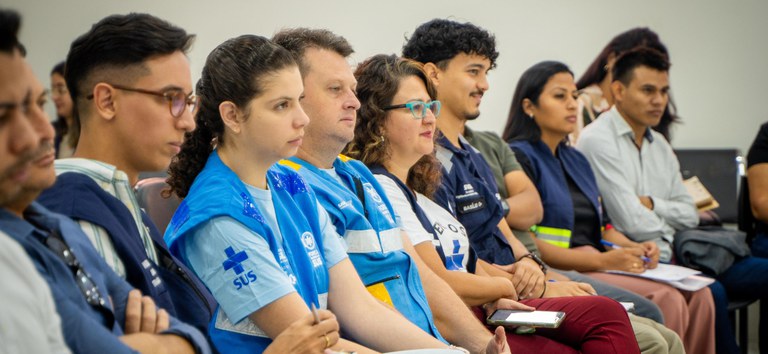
[166, 35, 296, 198]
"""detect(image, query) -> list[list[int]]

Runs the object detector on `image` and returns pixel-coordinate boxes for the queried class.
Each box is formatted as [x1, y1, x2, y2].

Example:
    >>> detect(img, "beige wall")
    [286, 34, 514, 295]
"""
[9, 0, 767, 154]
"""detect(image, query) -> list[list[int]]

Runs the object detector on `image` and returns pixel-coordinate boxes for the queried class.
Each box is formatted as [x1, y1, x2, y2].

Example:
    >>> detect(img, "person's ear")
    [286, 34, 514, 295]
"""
[219, 101, 241, 134]
[522, 98, 535, 117]
[92, 83, 117, 121]
[423, 62, 441, 87]
[611, 81, 625, 104]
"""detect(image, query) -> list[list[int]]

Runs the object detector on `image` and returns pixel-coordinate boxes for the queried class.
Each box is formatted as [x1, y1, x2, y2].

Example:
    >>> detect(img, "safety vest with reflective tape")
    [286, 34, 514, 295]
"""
[280, 155, 445, 341]
[510, 140, 603, 249]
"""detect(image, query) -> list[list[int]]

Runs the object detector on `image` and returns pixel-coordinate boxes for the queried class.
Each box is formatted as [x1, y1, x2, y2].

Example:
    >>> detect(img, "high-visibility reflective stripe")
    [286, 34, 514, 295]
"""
[532, 225, 572, 248]
[345, 228, 403, 254]
[379, 228, 404, 253]
[278, 159, 302, 171]
[214, 292, 328, 336]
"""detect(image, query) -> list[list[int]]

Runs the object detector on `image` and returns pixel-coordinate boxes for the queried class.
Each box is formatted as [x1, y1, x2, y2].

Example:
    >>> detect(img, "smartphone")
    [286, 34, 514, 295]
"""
[619, 301, 636, 313]
[487, 309, 566, 328]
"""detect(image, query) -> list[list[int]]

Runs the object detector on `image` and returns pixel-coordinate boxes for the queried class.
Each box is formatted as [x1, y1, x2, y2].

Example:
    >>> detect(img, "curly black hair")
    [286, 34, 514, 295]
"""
[402, 19, 498, 69]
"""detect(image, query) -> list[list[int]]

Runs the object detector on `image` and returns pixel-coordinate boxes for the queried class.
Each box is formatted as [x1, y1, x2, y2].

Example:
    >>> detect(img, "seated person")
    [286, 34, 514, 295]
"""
[503, 60, 714, 354]
[37, 13, 216, 337]
[747, 122, 768, 257]
[0, 11, 69, 351]
[572, 27, 676, 144]
[272, 27, 506, 353]
[577, 47, 768, 354]
[50, 61, 77, 158]
[164, 35, 474, 354]
[345, 53, 640, 353]
[0, 46, 210, 354]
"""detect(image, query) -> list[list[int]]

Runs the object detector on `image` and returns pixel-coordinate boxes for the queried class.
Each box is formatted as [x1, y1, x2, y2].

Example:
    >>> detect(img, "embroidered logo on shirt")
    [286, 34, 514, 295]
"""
[302, 232, 323, 268]
[223, 247, 258, 290]
[241, 193, 264, 223]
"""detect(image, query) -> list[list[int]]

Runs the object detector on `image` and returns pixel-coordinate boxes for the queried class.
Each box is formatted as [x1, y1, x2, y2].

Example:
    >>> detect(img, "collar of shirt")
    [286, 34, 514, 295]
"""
[54, 158, 130, 185]
[0, 208, 36, 241]
[607, 106, 655, 144]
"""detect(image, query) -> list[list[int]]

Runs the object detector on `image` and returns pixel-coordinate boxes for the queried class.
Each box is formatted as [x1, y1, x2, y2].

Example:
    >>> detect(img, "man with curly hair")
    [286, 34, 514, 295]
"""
[403, 19, 684, 354]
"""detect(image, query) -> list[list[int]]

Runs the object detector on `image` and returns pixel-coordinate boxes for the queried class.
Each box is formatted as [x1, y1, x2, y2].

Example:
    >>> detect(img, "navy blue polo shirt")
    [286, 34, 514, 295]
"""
[433, 134, 515, 265]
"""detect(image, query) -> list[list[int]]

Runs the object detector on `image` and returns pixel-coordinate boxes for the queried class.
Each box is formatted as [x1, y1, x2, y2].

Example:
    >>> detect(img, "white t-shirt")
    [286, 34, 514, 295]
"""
[375, 175, 471, 272]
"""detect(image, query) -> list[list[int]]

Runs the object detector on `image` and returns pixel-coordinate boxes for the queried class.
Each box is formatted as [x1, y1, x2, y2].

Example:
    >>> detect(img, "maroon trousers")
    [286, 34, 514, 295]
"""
[473, 295, 640, 353]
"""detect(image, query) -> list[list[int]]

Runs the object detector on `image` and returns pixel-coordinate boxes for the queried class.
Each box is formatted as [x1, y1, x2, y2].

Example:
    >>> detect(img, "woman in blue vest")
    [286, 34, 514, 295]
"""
[501, 61, 717, 354]
[163, 36, 460, 354]
[345, 53, 641, 353]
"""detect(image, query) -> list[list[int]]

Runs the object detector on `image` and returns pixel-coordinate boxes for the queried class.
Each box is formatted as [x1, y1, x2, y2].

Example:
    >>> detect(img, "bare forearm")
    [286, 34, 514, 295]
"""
[120, 333, 195, 354]
[413, 243, 513, 306]
[749, 165, 768, 222]
[534, 238, 603, 272]
[497, 220, 530, 259]
[407, 242, 492, 353]
[504, 191, 543, 230]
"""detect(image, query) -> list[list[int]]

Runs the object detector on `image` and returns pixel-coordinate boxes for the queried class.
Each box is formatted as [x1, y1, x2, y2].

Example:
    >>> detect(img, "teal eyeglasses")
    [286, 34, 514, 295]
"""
[383, 100, 441, 119]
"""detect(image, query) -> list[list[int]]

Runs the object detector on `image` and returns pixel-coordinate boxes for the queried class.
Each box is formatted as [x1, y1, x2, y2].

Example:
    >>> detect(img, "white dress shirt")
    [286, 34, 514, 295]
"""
[577, 106, 699, 261]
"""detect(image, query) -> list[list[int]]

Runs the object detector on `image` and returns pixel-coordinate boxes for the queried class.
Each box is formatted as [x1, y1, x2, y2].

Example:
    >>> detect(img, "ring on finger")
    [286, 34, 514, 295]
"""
[323, 333, 331, 349]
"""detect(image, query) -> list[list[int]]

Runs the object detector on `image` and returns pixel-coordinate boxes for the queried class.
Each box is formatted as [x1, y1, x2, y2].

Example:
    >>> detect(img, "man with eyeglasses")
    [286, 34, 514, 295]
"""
[37, 13, 217, 341]
[272, 28, 508, 354]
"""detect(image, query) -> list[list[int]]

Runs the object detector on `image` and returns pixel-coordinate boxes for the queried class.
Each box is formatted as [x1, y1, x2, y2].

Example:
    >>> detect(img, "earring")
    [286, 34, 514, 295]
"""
[380, 135, 385, 142]
[529, 113, 534, 119]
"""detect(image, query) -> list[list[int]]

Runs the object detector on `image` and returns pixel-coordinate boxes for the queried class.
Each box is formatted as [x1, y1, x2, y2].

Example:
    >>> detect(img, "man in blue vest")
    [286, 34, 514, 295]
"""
[36, 13, 217, 339]
[272, 28, 507, 354]
[0, 33, 210, 353]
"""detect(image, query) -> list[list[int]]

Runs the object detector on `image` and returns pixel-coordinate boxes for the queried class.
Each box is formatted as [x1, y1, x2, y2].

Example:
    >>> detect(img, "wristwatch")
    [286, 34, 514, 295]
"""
[518, 252, 548, 274]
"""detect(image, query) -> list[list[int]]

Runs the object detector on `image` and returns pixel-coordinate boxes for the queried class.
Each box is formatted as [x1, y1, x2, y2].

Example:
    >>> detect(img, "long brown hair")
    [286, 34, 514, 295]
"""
[344, 54, 441, 197]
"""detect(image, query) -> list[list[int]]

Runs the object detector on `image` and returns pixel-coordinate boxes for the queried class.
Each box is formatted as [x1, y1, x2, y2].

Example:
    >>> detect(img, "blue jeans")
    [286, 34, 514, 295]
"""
[715, 255, 768, 353]
[751, 231, 768, 258]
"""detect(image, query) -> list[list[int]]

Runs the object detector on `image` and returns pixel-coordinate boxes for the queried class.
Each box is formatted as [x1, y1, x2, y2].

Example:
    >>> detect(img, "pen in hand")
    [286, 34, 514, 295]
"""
[310, 302, 320, 325]
[600, 240, 651, 263]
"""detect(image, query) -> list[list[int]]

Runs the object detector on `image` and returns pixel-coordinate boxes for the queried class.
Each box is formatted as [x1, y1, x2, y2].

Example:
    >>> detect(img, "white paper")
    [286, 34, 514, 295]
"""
[606, 263, 700, 282]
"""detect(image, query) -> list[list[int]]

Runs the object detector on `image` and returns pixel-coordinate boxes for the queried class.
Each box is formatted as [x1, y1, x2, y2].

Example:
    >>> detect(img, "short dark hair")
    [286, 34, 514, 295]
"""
[50, 60, 65, 76]
[272, 28, 354, 77]
[402, 19, 498, 69]
[65, 13, 195, 123]
[502, 61, 573, 143]
[612, 47, 670, 86]
[0, 9, 23, 55]
[167, 35, 296, 198]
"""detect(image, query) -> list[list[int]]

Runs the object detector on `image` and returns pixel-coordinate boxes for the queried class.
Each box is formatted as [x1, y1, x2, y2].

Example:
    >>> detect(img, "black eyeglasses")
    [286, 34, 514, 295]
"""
[87, 84, 199, 118]
[383, 100, 441, 120]
[44, 229, 107, 307]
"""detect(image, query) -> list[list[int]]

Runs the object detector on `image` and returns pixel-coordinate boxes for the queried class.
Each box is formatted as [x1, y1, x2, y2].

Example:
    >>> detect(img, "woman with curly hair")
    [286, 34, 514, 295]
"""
[345, 53, 640, 354]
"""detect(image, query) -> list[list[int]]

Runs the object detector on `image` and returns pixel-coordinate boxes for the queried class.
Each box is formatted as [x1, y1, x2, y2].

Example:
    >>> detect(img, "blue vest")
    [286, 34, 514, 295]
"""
[166, 151, 329, 354]
[37, 172, 216, 338]
[509, 140, 602, 249]
[280, 156, 444, 341]
[434, 135, 515, 265]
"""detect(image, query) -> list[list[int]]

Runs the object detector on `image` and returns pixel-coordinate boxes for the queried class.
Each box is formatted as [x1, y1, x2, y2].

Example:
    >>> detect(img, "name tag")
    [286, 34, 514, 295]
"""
[457, 197, 485, 214]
